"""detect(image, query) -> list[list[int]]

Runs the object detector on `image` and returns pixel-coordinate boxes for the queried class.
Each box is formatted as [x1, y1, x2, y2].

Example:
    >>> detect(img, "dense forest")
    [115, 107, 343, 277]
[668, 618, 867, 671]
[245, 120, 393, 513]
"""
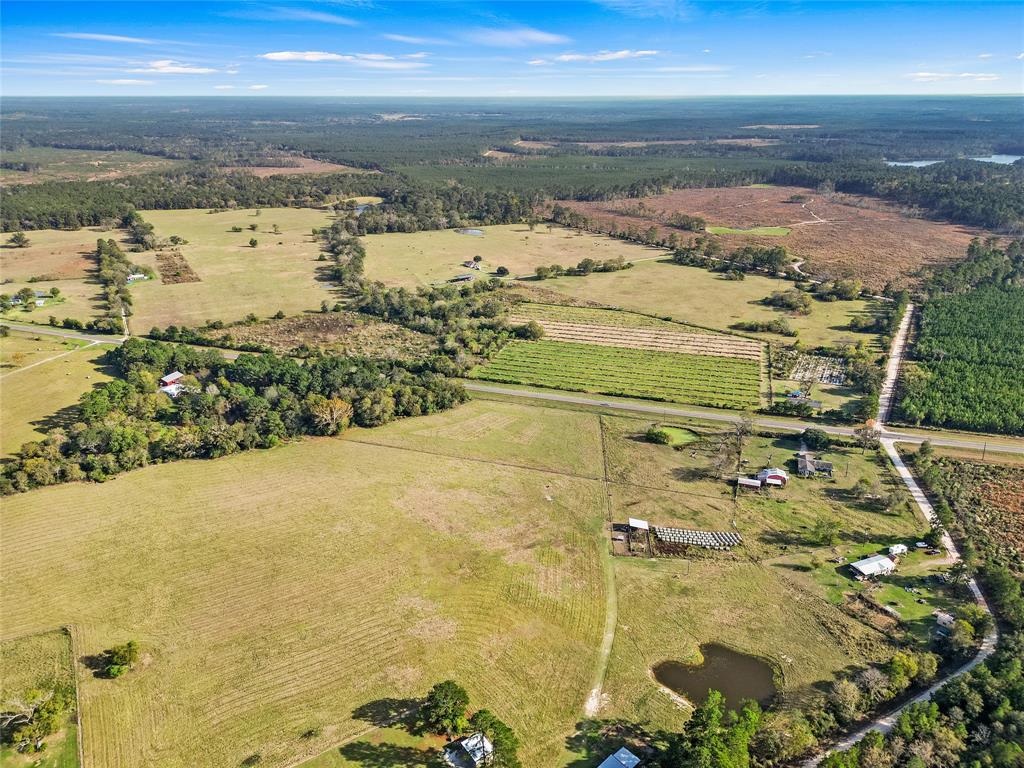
[897, 239, 1024, 435]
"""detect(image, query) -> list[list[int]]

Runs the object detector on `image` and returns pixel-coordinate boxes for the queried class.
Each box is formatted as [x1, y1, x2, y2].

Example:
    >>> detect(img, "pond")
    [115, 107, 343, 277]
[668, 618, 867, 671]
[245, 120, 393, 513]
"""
[458, 228, 484, 236]
[886, 154, 1022, 167]
[652, 643, 778, 711]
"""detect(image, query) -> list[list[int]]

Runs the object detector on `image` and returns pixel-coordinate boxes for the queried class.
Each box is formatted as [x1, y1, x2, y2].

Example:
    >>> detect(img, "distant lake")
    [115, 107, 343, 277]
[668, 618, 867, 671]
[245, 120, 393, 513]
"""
[887, 154, 1022, 167]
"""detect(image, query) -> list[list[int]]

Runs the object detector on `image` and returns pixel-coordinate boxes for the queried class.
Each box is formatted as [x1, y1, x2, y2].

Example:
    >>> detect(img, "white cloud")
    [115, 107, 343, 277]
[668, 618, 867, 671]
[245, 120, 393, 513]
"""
[54, 32, 155, 44]
[465, 27, 569, 48]
[908, 71, 1000, 82]
[259, 51, 352, 61]
[555, 49, 658, 62]
[214, 85, 236, 90]
[702, 48, 711, 54]
[258, 51, 428, 69]
[977, 53, 993, 59]
[595, 0, 690, 20]
[402, 52, 429, 59]
[269, 7, 358, 26]
[527, 59, 549, 66]
[129, 59, 216, 74]
[382, 33, 448, 45]
[802, 51, 831, 59]
[249, 84, 269, 90]
[1017, 53, 1024, 60]
[96, 78, 153, 85]
[226, 69, 240, 75]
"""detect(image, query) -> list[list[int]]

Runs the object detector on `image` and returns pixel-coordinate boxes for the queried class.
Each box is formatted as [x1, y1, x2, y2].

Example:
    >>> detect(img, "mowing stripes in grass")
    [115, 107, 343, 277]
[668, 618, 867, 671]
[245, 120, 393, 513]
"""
[471, 340, 761, 409]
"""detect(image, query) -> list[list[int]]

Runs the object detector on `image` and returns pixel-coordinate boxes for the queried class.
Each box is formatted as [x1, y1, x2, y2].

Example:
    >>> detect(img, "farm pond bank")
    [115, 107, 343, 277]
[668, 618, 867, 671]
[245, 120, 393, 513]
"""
[653, 644, 779, 710]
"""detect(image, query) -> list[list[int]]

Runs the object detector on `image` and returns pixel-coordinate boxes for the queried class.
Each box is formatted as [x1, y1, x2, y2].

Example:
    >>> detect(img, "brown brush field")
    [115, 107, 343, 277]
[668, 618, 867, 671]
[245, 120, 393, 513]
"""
[215, 313, 436, 359]
[0, 227, 128, 282]
[558, 185, 981, 290]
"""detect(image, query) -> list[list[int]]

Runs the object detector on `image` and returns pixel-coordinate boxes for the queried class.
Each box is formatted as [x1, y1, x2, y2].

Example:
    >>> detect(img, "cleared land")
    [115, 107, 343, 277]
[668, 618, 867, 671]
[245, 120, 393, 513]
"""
[471, 339, 762, 409]
[213, 313, 436, 360]
[559, 185, 980, 290]
[510, 303, 699, 330]
[534, 260, 883, 349]
[1, 277, 108, 328]
[362, 225, 661, 288]
[0, 227, 130, 282]
[0, 629, 79, 768]
[0, 400, 609, 768]
[130, 208, 338, 330]
[0, 331, 115, 455]
[0, 147, 178, 184]
[1, 394, 956, 767]
[223, 157, 373, 177]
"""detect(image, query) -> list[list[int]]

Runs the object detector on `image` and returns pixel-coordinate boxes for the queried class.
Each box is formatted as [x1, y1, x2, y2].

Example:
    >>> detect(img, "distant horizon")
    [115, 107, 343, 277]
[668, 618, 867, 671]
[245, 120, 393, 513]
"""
[3, 0, 1022, 97]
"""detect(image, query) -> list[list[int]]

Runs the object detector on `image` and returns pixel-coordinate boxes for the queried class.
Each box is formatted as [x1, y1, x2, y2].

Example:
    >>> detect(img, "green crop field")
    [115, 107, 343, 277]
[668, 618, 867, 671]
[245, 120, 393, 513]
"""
[0, 331, 116, 456]
[471, 339, 762, 409]
[1, 629, 80, 768]
[129, 208, 338, 330]
[362, 224, 660, 288]
[706, 226, 791, 236]
[538, 260, 885, 349]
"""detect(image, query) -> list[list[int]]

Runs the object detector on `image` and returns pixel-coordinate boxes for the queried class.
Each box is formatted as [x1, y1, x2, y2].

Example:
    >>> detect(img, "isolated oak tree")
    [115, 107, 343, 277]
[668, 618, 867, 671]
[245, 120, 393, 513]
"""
[7, 231, 30, 248]
[422, 680, 469, 737]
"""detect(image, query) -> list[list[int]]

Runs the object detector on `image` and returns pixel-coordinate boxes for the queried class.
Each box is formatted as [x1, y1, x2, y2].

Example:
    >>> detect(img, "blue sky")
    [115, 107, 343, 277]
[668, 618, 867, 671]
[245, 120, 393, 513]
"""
[2, 1, 1022, 96]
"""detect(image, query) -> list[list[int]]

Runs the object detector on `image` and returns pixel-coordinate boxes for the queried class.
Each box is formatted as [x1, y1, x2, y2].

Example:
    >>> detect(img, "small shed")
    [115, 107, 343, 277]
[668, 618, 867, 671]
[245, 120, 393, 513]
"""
[160, 371, 184, 386]
[757, 467, 789, 486]
[127, 273, 149, 282]
[888, 543, 908, 556]
[850, 554, 896, 579]
[737, 477, 762, 490]
[628, 517, 649, 531]
[598, 747, 642, 768]
[933, 610, 955, 629]
[159, 383, 185, 399]
[444, 732, 494, 768]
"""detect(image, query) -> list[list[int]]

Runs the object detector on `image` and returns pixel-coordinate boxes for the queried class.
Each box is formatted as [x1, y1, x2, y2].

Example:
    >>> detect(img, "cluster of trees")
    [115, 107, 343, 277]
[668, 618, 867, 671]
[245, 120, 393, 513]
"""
[420, 681, 520, 768]
[319, 219, 367, 287]
[0, 338, 467, 494]
[661, 690, 761, 768]
[352, 279, 529, 361]
[98, 640, 140, 678]
[534, 256, 631, 280]
[732, 318, 797, 337]
[671, 238, 793, 278]
[813, 279, 863, 301]
[920, 237, 1023, 298]
[763, 289, 814, 315]
[1, 685, 73, 754]
[90, 237, 146, 334]
[899, 286, 1024, 434]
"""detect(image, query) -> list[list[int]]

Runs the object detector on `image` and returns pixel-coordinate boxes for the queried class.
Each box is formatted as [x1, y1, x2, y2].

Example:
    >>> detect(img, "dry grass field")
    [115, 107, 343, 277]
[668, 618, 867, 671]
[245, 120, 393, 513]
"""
[535, 260, 884, 349]
[362, 225, 661, 288]
[0, 227, 130, 282]
[223, 157, 374, 177]
[129, 208, 338, 330]
[1, 394, 947, 767]
[0, 330, 115, 455]
[0, 400, 609, 768]
[216, 313, 436, 359]
[559, 185, 980, 290]
[1, 277, 107, 327]
[0, 147, 179, 184]
[0, 629, 80, 768]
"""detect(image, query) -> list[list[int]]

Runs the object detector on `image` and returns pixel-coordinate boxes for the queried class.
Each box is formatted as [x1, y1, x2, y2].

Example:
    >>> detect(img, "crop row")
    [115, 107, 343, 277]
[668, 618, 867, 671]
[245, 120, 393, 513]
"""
[525, 320, 763, 360]
[512, 303, 696, 331]
[472, 340, 761, 408]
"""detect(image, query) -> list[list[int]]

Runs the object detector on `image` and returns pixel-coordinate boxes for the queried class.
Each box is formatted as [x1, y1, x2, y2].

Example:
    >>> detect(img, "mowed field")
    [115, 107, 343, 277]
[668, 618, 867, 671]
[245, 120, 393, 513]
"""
[130, 208, 338, 330]
[1, 629, 80, 768]
[362, 225, 662, 288]
[1, 227, 130, 281]
[558, 185, 980, 290]
[0, 330, 116, 455]
[534, 259, 883, 349]
[0, 147, 179, 184]
[0, 400, 610, 768]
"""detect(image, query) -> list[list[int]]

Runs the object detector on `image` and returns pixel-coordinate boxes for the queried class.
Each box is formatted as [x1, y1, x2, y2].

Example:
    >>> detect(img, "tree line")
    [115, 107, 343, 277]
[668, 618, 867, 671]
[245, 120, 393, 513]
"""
[1, 339, 467, 495]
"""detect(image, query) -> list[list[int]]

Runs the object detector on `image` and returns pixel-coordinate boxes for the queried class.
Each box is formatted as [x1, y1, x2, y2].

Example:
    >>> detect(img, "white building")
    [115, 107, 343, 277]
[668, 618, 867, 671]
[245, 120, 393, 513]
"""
[850, 554, 896, 579]
[888, 544, 908, 556]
